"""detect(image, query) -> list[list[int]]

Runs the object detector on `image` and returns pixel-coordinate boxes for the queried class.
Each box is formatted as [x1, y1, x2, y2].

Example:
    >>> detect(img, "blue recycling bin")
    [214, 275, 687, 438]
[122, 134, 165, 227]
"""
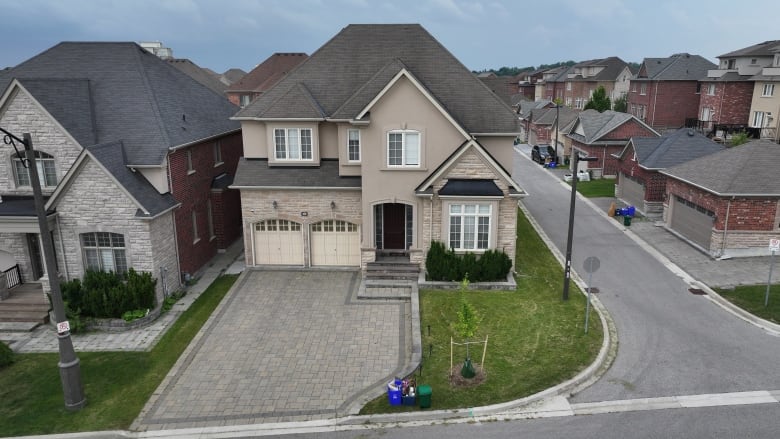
[387, 380, 402, 406]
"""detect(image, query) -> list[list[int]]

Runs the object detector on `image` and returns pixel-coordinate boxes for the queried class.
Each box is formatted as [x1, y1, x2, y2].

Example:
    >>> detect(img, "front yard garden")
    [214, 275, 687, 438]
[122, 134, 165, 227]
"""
[360, 208, 603, 413]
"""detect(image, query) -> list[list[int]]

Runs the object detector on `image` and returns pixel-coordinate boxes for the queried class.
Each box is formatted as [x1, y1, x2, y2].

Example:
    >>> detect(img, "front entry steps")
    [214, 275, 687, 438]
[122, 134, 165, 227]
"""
[359, 258, 420, 300]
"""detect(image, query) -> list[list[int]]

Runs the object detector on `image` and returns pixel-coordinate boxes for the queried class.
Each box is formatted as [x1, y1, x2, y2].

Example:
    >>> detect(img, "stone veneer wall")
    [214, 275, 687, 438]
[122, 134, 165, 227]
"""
[240, 189, 362, 267]
[0, 89, 83, 196]
[53, 159, 178, 300]
[421, 149, 517, 271]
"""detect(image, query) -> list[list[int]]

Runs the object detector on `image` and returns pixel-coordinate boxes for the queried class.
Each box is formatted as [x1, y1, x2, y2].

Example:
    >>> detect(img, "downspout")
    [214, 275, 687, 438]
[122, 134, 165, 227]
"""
[166, 157, 182, 289]
[429, 197, 434, 249]
[720, 197, 733, 258]
[652, 81, 659, 128]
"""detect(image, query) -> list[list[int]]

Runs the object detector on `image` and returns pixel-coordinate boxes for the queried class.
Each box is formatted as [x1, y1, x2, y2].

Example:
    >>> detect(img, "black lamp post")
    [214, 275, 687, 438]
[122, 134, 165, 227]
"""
[1, 128, 86, 410]
[562, 151, 598, 301]
[554, 103, 560, 165]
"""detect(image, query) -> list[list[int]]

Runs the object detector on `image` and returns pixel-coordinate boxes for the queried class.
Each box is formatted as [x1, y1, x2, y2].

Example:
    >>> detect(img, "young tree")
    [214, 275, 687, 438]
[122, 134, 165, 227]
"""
[584, 86, 612, 112]
[613, 94, 627, 112]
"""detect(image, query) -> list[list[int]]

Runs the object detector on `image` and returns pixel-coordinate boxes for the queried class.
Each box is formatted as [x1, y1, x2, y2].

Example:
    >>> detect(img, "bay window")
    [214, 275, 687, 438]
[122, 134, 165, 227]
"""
[81, 232, 128, 274]
[274, 128, 313, 160]
[449, 204, 491, 251]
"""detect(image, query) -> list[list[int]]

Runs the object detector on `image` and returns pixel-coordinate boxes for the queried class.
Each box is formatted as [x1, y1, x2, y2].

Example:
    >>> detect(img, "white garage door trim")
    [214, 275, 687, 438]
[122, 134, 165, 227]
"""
[620, 173, 645, 209]
[253, 219, 304, 265]
[670, 196, 715, 250]
[311, 220, 360, 266]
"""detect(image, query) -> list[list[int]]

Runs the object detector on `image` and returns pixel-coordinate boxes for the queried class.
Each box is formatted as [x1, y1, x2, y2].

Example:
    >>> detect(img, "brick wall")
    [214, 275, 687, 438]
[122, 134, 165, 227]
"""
[698, 82, 753, 126]
[647, 81, 701, 129]
[169, 131, 243, 276]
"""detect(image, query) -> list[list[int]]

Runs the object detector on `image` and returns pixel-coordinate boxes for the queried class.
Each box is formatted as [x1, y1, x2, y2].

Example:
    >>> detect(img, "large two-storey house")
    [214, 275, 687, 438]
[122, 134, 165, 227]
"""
[231, 24, 526, 272]
[563, 57, 633, 110]
[0, 43, 243, 301]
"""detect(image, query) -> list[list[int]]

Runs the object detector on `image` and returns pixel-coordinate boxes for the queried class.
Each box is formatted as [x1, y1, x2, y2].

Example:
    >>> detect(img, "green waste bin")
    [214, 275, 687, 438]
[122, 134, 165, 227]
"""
[418, 384, 432, 409]
[623, 215, 632, 226]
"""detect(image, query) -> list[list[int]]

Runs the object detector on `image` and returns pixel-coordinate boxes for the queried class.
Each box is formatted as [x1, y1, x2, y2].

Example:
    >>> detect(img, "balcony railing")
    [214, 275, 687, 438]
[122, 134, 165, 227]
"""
[2, 264, 22, 289]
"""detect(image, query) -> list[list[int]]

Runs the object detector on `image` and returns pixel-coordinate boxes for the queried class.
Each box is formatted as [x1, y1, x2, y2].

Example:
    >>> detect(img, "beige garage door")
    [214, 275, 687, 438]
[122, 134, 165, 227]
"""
[254, 219, 304, 265]
[670, 196, 715, 250]
[620, 173, 645, 208]
[311, 220, 360, 266]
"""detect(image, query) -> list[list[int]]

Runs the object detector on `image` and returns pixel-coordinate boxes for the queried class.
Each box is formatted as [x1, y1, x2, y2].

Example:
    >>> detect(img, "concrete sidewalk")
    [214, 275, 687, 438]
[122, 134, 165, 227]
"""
[4, 239, 245, 353]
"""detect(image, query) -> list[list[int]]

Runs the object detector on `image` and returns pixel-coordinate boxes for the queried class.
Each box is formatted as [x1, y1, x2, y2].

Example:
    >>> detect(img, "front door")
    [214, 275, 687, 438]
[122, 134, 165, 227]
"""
[26, 234, 44, 280]
[383, 203, 406, 249]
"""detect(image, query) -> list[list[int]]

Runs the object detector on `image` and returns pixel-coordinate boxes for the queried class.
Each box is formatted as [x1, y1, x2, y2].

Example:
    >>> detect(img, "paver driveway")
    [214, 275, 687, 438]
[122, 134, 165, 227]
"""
[135, 269, 410, 430]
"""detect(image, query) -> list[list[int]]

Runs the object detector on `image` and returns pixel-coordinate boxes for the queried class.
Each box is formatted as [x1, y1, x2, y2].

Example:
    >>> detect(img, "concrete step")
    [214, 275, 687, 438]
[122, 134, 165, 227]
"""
[365, 272, 419, 281]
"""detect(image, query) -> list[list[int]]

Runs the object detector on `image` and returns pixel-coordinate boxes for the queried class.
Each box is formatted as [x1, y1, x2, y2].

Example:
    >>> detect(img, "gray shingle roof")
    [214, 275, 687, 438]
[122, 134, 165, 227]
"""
[661, 139, 780, 196]
[19, 78, 97, 146]
[637, 53, 716, 81]
[0, 42, 240, 166]
[87, 141, 178, 217]
[718, 40, 780, 58]
[235, 24, 519, 134]
[568, 57, 630, 82]
[167, 58, 230, 94]
[569, 110, 645, 144]
[0, 196, 53, 216]
[439, 179, 502, 196]
[622, 128, 724, 169]
[232, 158, 361, 189]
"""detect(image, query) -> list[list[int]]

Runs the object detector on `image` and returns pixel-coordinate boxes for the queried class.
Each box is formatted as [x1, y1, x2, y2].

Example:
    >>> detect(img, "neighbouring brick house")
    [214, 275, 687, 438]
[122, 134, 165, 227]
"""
[563, 57, 633, 110]
[536, 66, 571, 102]
[614, 128, 724, 218]
[697, 41, 780, 136]
[567, 110, 658, 178]
[628, 53, 716, 131]
[517, 99, 553, 143]
[0, 42, 242, 301]
[226, 53, 308, 108]
[232, 24, 526, 272]
[660, 140, 780, 258]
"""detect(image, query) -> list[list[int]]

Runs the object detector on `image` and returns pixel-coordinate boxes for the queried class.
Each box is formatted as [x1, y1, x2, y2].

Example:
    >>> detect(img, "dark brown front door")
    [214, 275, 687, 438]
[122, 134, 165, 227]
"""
[383, 203, 406, 249]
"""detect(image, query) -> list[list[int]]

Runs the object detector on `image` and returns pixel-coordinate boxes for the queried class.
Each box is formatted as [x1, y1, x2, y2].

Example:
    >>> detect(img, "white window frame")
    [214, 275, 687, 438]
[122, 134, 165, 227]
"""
[239, 94, 251, 107]
[274, 128, 313, 161]
[192, 210, 200, 244]
[12, 151, 57, 188]
[213, 140, 223, 166]
[566, 82, 572, 91]
[186, 149, 195, 174]
[752, 111, 766, 128]
[387, 130, 420, 168]
[762, 83, 774, 97]
[701, 107, 712, 122]
[707, 84, 716, 96]
[207, 199, 215, 241]
[448, 203, 492, 251]
[347, 129, 361, 162]
[640, 83, 647, 95]
[81, 232, 128, 274]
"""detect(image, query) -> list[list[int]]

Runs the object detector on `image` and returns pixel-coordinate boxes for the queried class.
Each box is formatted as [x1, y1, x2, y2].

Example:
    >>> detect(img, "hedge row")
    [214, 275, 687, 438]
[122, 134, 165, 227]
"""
[61, 269, 157, 319]
[425, 240, 512, 282]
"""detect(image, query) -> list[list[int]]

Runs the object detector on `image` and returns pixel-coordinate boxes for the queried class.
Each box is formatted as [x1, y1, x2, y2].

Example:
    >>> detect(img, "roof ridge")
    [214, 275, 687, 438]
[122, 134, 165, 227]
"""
[131, 43, 172, 150]
[295, 82, 326, 118]
[331, 58, 407, 118]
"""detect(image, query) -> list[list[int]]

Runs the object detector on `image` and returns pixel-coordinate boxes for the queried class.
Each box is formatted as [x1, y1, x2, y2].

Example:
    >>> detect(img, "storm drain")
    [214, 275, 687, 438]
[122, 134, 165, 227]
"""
[688, 288, 707, 295]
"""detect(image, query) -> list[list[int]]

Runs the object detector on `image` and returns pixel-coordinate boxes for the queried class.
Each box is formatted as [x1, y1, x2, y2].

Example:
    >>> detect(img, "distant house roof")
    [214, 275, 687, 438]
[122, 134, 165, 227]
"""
[0, 42, 240, 167]
[636, 53, 716, 81]
[167, 58, 229, 94]
[617, 128, 725, 170]
[661, 140, 780, 196]
[231, 158, 361, 189]
[234, 24, 519, 134]
[518, 99, 553, 119]
[718, 40, 780, 58]
[222, 68, 247, 84]
[227, 53, 308, 94]
[568, 110, 658, 144]
[568, 57, 631, 82]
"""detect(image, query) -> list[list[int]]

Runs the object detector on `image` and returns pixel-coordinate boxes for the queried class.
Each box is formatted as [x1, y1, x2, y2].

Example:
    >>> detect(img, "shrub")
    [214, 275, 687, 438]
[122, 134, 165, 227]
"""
[426, 241, 512, 282]
[61, 270, 157, 319]
[0, 341, 14, 369]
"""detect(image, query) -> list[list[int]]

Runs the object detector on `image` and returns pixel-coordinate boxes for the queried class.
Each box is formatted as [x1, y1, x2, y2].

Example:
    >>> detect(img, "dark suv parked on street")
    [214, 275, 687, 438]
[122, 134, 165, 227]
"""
[531, 144, 555, 164]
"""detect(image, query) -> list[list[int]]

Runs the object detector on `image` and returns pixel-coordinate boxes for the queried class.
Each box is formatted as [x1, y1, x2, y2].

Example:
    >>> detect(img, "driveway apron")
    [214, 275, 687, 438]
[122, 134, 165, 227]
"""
[134, 269, 409, 430]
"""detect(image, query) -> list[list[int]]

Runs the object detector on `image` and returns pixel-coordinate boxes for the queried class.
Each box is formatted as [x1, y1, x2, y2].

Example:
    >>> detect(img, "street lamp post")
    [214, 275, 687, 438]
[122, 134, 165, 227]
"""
[1, 129, 85, 410]
[554, 104, 560, 165]
[562, 151, 598, 301]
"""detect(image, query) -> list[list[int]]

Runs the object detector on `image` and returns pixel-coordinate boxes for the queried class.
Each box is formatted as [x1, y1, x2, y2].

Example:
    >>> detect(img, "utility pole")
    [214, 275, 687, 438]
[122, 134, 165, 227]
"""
[2, 128, 85, 410]
[562, 152, 597, 301]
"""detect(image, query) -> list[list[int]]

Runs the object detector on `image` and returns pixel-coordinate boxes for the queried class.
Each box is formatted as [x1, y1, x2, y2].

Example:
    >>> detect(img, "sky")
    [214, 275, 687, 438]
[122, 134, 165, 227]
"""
[2, 0, 780, 74]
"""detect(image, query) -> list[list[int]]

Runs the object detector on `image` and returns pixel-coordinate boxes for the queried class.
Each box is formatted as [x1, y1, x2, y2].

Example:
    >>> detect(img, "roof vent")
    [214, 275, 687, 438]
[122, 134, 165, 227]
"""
[687, 129, 695, 137]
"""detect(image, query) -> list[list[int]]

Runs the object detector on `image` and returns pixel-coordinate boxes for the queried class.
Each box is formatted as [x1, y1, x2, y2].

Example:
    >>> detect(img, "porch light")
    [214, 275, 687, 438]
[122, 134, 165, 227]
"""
[272, 200, 278, 209]
[330, 201, 336, 210]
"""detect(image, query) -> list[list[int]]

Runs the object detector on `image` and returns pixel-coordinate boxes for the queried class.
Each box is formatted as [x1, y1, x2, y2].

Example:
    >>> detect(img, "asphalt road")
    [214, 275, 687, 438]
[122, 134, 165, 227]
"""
[511, 144, 780, 403]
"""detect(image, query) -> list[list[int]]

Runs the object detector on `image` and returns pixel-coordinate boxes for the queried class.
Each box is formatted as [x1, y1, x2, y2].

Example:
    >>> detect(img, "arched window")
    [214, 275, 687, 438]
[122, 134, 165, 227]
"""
[12, 151, 57, 188]
[81, 232, 128, 273]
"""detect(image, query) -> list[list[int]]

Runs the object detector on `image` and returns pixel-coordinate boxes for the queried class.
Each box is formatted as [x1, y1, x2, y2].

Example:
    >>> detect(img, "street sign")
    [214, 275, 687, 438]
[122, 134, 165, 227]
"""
[56, 321, 70, 334]
[583, 256, 600, 274]
[770, 238, 780, 252]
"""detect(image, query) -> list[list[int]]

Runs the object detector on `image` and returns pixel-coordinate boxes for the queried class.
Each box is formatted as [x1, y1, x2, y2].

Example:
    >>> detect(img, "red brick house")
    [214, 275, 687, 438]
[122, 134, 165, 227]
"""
[614, 128, 724, 218]
[563, 57, 633, 110]
[567, 110, 658, 178]
[660, 140, 780, 257]
[697, 41, 780, 135]
[628, 53, 716, 131]
[226, 53, 308, 108]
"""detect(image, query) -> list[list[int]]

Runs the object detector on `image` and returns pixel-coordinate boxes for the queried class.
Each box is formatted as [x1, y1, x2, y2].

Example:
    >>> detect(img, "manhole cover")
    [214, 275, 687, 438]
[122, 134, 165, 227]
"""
[688, 288, 707, 295]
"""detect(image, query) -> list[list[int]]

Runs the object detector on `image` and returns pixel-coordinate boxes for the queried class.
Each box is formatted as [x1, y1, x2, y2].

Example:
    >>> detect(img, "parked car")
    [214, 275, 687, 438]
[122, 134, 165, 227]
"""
[531, 144, 555, 164]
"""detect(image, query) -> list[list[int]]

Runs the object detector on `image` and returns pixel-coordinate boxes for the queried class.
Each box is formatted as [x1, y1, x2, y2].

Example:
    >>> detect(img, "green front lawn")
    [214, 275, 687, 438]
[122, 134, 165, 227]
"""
[0, 274, 239, 436]
[572, 179, 616, 198]
[360, 208, 603, 413]
[716, 284, 780, 324]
